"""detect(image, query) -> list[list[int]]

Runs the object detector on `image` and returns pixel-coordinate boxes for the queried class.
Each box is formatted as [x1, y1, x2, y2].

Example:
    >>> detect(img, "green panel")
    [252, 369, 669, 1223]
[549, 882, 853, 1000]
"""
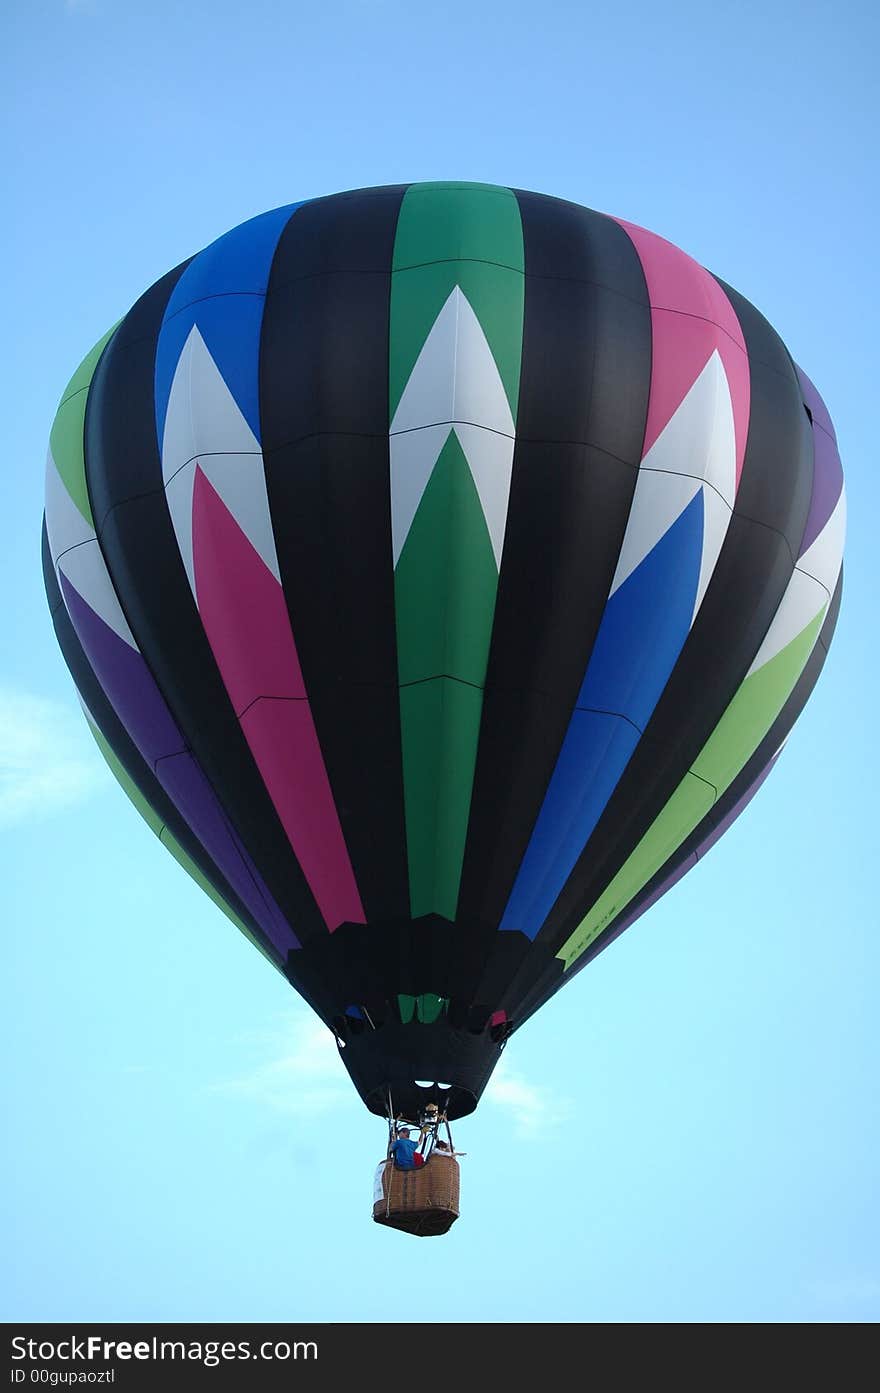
[398, 994, 416, 1025]
[416, 993, 448, 1024]
[395, 432, 499, 686]
[400, 678, 484, 920]
[87, 717, 277, 969]
[49, 326, 117, 526]
[389, 183, 524, 419]
[558, 611, 827, 970]
[396, 438, 497, 919]
[390, 183, 526, 923]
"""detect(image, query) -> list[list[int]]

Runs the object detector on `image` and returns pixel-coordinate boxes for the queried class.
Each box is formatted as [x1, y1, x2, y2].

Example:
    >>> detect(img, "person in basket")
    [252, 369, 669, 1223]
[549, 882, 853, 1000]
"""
[389, 1127, 425, 1170]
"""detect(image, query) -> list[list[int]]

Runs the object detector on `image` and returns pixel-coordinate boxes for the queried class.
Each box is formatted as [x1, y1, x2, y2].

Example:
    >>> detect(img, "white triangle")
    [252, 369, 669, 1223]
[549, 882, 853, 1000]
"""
[643, 350, 737, 507]
[798, 489, 846, 596]
[45, 448, 93, 564]
[161, 328, 281, 589]
[692, 485, 730, 622]
[57, 538, 138, 650]
[610, 469, 700, 596]
[45, 450, 138, 649]
[454, 423, 515, 570]
[390, 293, 459, 434]
[747, 568, 828, 676]
[748, 491, 845, 675]
[390, 286, 516, 567]
[161, 325, 261, 481]
[390, 424, 451, 567]
[611, 350, 736, 602]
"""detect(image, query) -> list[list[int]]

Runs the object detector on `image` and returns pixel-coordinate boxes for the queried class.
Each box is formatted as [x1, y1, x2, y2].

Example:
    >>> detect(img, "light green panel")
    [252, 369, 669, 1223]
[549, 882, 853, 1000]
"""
[395, 433, 499, 686]
[692, 611, 825, 793]
[87, 717, 277, 969]
[49, 326, 117, 526]
[399, 678, 484, 920]
[558, 772, 716, 969]
[389, 182, 524, 419]
[558, 611, 827, 970]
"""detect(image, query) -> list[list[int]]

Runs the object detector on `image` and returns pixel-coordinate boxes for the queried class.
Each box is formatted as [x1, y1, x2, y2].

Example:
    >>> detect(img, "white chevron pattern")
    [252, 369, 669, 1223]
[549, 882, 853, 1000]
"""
[611, 350, 737, 624]
[161, 326, 281, 593]
[390, 286, 515, 569]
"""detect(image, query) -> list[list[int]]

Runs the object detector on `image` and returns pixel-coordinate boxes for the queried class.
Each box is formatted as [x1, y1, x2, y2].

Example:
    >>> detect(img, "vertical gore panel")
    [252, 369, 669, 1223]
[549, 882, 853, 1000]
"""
[259, 186, 410, 924]
[457, 194, 652, 931]
[389, 182, 525, 920]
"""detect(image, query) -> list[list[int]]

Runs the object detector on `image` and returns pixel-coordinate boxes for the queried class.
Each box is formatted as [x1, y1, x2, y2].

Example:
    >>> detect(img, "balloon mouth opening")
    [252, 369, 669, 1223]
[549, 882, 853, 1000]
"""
[334, 1015, 504, 1120]
[362, 1079, 478, 1122]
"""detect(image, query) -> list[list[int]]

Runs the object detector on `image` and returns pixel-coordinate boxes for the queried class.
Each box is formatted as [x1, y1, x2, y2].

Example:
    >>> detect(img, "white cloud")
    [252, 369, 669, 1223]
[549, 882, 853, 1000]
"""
[212, 1012, 351, 1118]
[482, 1058, 573, 1138]
[0, 685, 108, 827]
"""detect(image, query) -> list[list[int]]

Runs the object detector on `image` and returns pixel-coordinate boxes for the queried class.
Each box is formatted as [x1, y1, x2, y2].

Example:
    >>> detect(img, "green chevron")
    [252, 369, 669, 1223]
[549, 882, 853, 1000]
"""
[49, 326, 117, 525]
[397, 434, 497, 917]
[558, 609, 827, 969]
[396, 432, 499, 686]
[87, 717, 278, 970]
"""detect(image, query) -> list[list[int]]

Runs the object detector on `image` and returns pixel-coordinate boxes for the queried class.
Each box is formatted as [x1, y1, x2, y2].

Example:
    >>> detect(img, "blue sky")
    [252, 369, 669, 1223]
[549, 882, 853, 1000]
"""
[2, 0, 878, 1323]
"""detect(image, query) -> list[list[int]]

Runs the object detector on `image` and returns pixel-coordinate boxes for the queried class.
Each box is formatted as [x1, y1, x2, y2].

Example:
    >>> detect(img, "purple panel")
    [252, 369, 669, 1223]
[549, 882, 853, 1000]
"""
[796, 366, 844, 555]
[60, 572, 298, 951]
[61, 571, 184, 764]
[158, 752, 299, 953]
[796, 364, 837, 442]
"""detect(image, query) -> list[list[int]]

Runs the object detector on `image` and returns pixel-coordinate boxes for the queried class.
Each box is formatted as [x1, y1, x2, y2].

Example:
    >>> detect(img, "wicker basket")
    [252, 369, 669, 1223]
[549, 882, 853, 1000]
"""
[372, 1155, 461, 1237]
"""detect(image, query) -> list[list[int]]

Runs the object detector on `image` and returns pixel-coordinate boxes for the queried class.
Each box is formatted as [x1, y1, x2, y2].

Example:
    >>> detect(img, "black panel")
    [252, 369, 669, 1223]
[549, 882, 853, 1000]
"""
[41, 522, 282, 967]
[83, 260, 328, 948]
[260, 188, 410, 924]
[457, 195, 651, 933]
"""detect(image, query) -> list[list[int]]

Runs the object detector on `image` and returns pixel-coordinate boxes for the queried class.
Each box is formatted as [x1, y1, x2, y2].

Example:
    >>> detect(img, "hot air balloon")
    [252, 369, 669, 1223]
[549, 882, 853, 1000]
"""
[43, 184, 845, 1233]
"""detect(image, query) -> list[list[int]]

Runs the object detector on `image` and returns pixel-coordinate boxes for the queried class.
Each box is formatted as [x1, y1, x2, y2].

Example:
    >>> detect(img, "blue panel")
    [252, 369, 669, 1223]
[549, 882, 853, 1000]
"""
[577, 492, 704, 723]
[501, 492, 705, 937]
[154, 202, 304, 446]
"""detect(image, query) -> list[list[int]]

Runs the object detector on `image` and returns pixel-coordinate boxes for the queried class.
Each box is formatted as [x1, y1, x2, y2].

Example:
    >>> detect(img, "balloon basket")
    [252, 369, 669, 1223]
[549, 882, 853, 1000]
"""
[373, 1156, 460, 1237]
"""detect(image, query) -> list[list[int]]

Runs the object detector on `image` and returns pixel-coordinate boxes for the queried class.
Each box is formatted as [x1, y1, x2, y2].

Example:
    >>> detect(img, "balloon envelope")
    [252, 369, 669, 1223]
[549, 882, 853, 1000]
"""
[43, 183, 845, 1119]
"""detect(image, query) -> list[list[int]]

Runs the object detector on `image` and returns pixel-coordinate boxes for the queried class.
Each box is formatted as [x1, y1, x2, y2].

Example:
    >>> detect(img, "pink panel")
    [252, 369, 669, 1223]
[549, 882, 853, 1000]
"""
[616, 219, 751, 489]
[193, 466, 365, 929]
[191, 465, 304, 710]
[241, 697, 366, 930]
